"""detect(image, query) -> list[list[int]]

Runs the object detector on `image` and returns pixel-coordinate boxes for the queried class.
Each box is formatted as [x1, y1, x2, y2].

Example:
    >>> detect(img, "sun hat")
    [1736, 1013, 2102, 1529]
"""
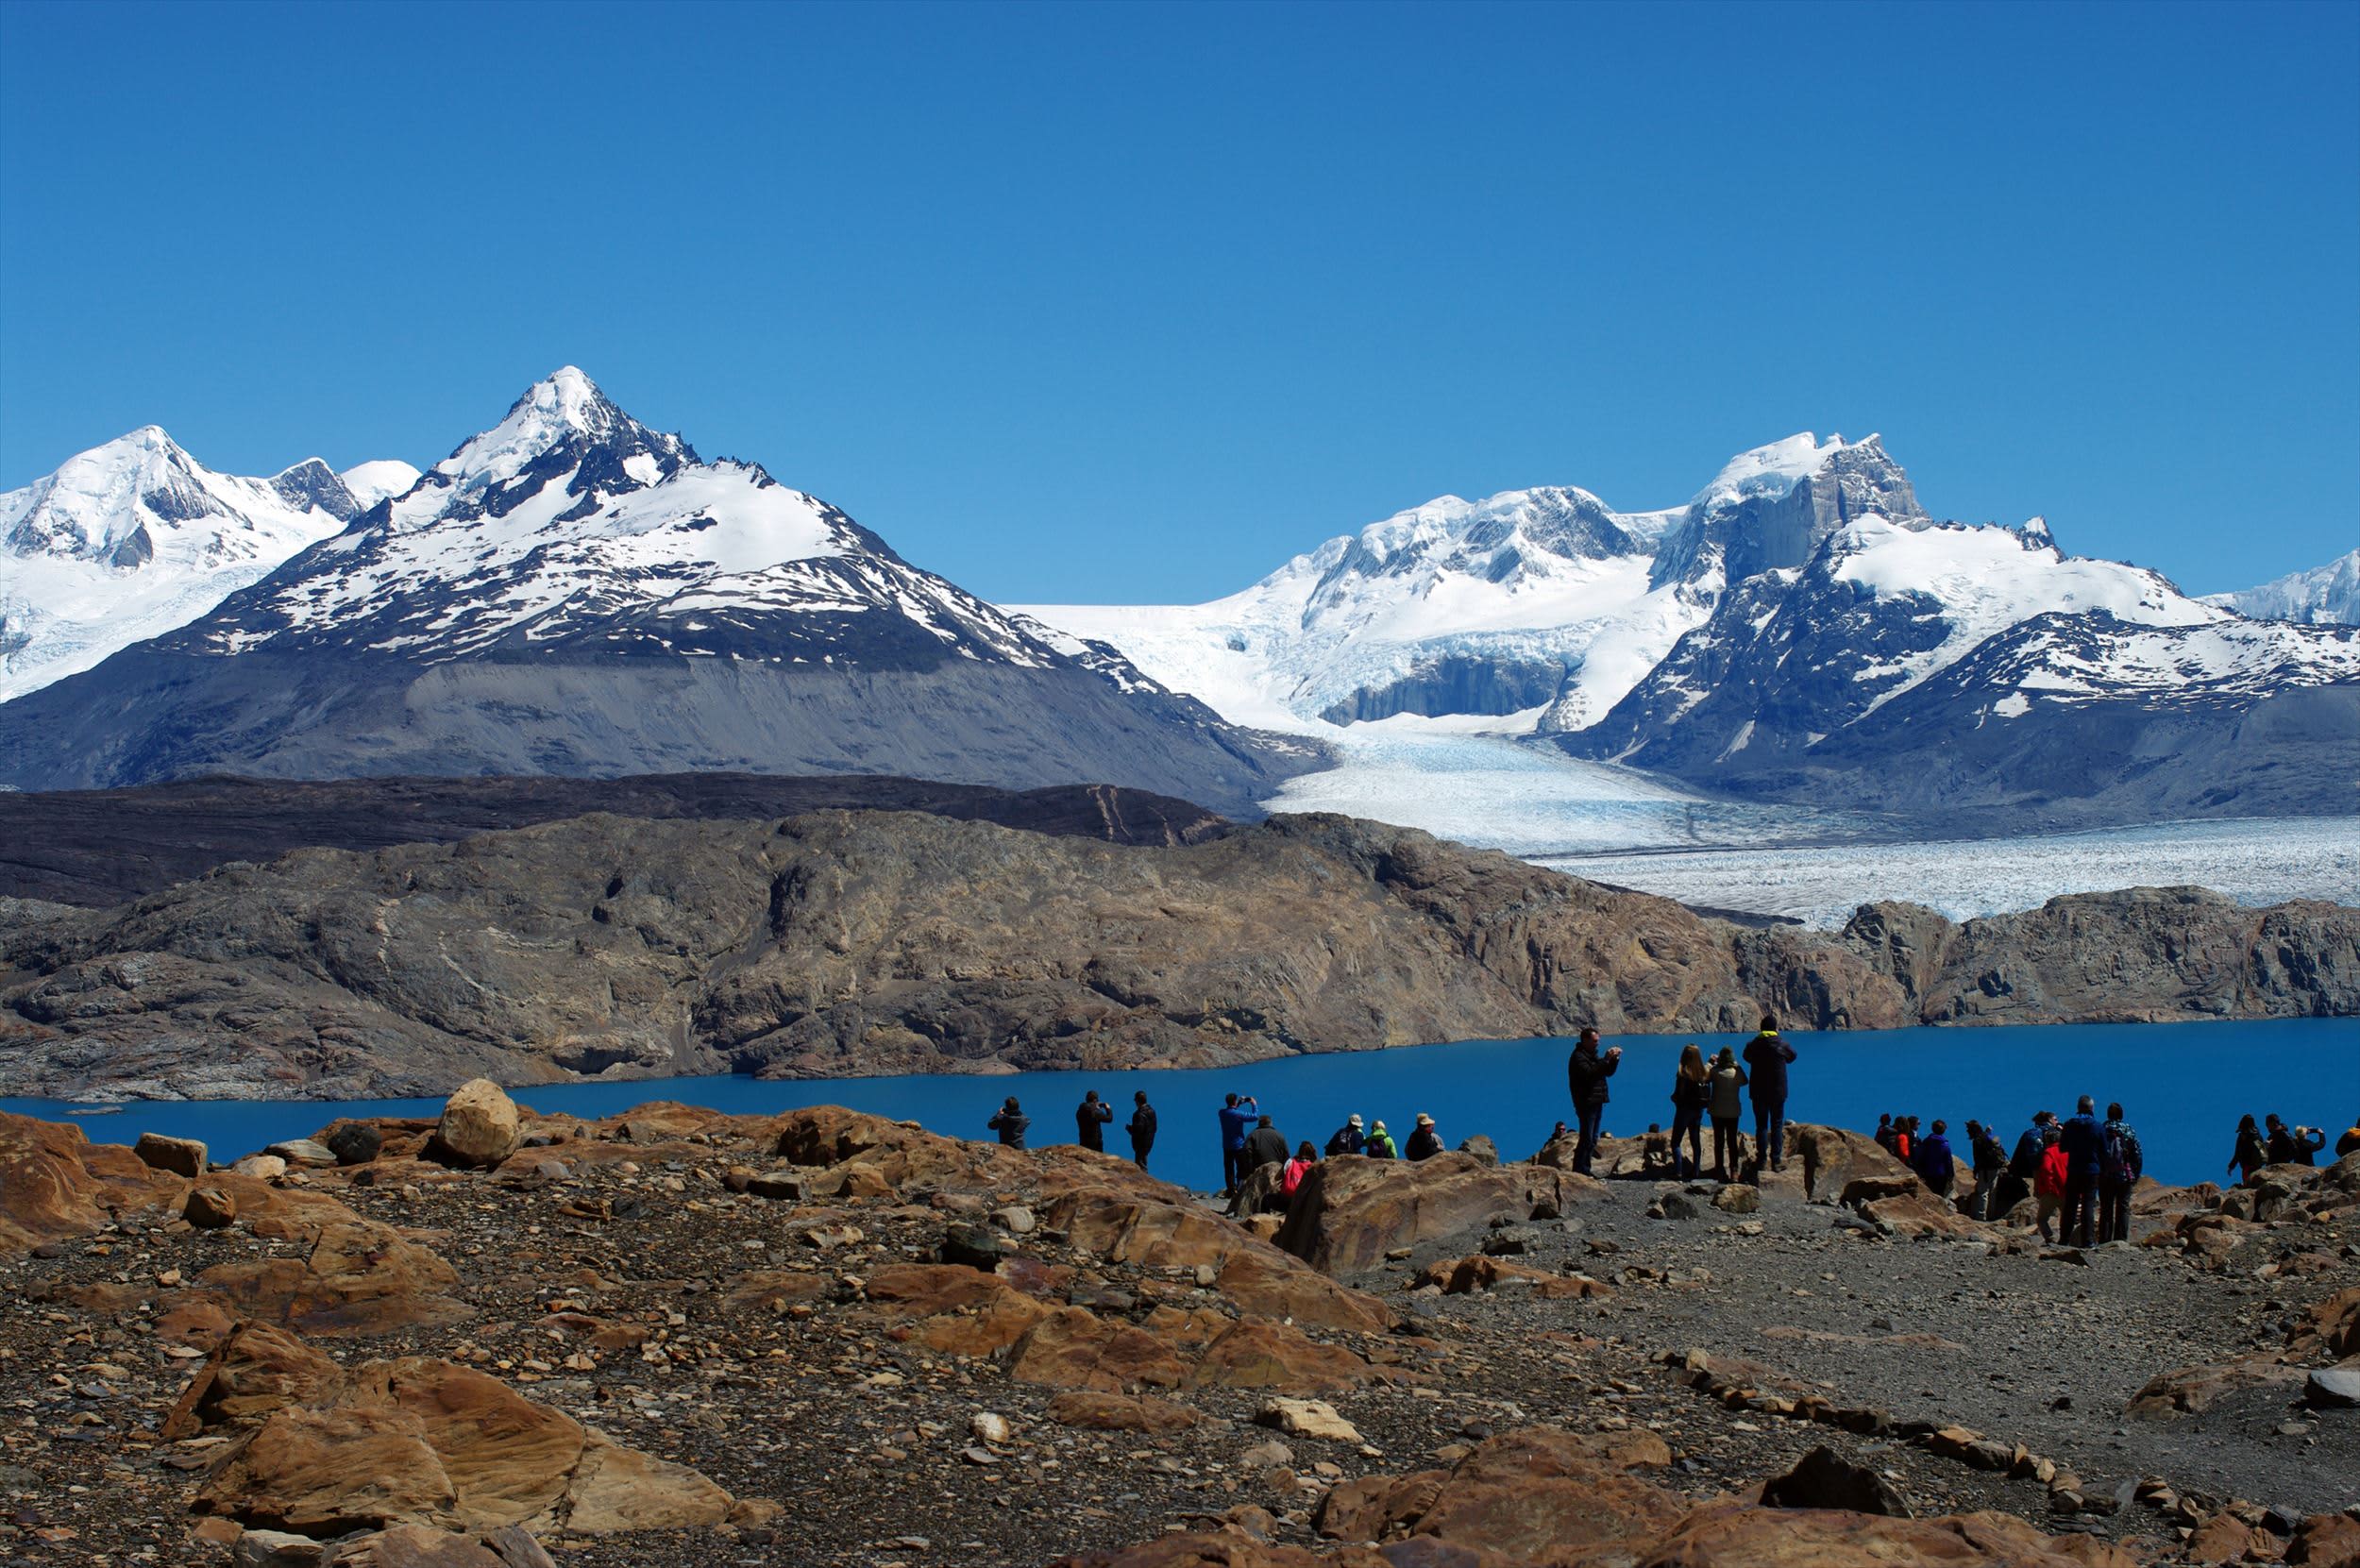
[1348, 1114, 1363, 1127]
[1415, 1113, 1434, 1126]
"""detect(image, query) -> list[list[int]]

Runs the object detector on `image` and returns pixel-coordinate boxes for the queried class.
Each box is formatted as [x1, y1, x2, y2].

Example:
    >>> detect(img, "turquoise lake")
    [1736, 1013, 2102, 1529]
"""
[8, 1018, 2355, 1193]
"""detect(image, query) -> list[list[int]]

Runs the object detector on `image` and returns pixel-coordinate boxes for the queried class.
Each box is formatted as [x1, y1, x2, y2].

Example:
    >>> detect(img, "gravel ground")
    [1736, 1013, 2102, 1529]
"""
[0, 1142, 2351, 1568]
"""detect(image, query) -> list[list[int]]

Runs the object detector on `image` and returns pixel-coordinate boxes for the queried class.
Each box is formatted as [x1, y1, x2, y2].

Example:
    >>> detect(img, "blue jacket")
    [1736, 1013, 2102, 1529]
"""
[2059, 1111, 2104, 1178]
[1219, 1103, 1258, 1152]
[1912, 1132, 1955, 1189]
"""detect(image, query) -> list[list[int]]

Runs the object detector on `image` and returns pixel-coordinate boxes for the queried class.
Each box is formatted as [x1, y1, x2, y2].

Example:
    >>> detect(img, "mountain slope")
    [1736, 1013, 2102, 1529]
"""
[2206, 548, 2360, 626]
[0, 370, 1318, 813]
[0, 430, 376, 701]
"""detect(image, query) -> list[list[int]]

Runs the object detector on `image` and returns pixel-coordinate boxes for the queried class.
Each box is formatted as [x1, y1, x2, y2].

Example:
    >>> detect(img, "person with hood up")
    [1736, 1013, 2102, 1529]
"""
[1406, 1113, 1444, 1161]
[1127, 1091, 1157, 1171]
[1564, 1027, 1622, 1175]
[1076, 1090, 1112, 1153]
[1707, 1046, 1747, 1181]
[1365, 1120, 1399, 1159]
[987, 1097, 1031, 1150]
[1325, 1115, 1367, 1156]
[1742, 1015, 1797, 1172]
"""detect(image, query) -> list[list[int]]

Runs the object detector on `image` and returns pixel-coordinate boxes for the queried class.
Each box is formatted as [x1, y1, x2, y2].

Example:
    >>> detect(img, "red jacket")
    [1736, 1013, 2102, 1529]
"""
[2035, 1143, 2069, 1199]
[1281, 1157, 1315, 1197]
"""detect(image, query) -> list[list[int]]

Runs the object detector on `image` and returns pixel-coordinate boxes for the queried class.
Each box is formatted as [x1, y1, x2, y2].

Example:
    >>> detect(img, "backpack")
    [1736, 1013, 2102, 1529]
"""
[2102, 1123, 2142, 1184]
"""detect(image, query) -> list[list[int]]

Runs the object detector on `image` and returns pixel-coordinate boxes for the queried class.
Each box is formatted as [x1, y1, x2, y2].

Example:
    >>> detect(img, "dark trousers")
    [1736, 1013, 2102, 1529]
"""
[1222, 1146, 1246, 1191]
[1711, 1117, 1741, 1178]
[1574, 1103, 1605, 1173]
[1670, 1107, 1703, 1177]
[2064, 1172, 2099, 1247]
[2099, 1180, 2132, 1243]
[1752, 1099, 1787, 1169]
[1131, 1138, 1152, 1171]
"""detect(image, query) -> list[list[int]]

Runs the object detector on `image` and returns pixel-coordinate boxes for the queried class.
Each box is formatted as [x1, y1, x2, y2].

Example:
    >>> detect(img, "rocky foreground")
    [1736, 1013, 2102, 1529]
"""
[2, 1089, 2355, 1568]
[2, 809, 2355, 1099]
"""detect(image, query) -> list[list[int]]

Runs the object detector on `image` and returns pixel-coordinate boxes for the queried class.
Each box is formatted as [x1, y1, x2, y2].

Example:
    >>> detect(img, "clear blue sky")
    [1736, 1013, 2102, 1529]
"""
[3, 0, 2353, 601]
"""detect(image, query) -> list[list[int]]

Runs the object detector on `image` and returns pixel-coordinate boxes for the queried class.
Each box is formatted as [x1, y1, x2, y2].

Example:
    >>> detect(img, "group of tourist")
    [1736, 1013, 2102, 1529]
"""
[2225, 1111, 2344, 1181]
[978, 1039, 2360, 1240]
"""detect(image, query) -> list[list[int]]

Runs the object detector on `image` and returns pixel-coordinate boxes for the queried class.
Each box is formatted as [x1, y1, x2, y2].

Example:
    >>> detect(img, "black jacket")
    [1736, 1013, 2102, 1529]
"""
[1566, 1042, 1616, 1108]
[1076, 1099, 1112, 1151]
[1127, 1104, 1157, 1149]
[987, 1109, 1030, 1149]
[1242, 1126, 1290, 1171]
[1406, 1126, 1443, 1160]
[1742, 1032, 1795, 1102]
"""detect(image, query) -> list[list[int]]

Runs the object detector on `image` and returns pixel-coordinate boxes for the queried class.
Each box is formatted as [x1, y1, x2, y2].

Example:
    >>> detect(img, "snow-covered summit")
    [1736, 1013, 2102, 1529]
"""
[339, 460, 421, 509]
[2206, 548, 2360, 627]
[0, 428, 376, 700]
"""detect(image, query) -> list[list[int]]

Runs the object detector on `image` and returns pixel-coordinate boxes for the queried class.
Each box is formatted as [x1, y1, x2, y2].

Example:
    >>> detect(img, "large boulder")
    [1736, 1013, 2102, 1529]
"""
[194, 1356, 732, 1537]
[134, 1130, 210, 1177]
[428, 1081, 521, 1170]
[0, 1112, 186, 1255]
[1273, 1154, 1602, 1275]
[198, 1214, 473, 1338]
[1043, 1186, 1393, 1332]
[1793, 1122, 1914, 1203]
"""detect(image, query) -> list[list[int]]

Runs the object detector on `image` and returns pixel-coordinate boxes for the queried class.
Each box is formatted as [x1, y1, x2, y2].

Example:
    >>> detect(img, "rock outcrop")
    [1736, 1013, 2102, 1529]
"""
[4, 808, 2349, 1100]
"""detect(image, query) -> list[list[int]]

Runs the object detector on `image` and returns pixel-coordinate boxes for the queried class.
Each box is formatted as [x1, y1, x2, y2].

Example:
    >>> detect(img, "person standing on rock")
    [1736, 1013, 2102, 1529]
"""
[1670, 1044, 1710, 1180]
[1219, 1093, 1260, 1194]
[1242, 1113, 1290, 1178]
[1965, 1120, 2009, 1220]
[1127, 1091, 1156, 1171]
[2099, 1101, 2142, 1243]
[2002, 1110, 2055, 1222]
[2266, 1113, 2325, 1167]
[2033, 1126, 2068, 1242]
[1325, 1114, 1366, 1157]
[1365, 1120, 1399, 1159]
[2227, 1114, 2268, 1184]
[988, 1096, 1031, 1150]
[1076, 1090, 1112, 1153]
[2059, 1096, 2103, 1247]
[1565, 1027, 1621, 1175]
[2338, 1114, 2360, 1159]
[1707, 1046, 1747, 1181]
[1742, 1016, 1796, 1173]
[1406, 1112, 1444, 1161]
[1912, 1119, 1956, 1198]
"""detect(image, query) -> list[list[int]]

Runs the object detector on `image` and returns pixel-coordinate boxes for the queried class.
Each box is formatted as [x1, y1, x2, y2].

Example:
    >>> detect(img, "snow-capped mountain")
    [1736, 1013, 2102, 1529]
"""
[338, 460, 422, 510]
[0, 370, 1315, 812]
[0, 428, 380, 701]
[1028, 432, 2360, 823]
[2205, 548, 2360, 626]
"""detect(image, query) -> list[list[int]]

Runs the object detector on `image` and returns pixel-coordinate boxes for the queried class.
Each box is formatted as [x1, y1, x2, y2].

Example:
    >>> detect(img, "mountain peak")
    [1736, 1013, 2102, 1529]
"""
[432, 365, 647, 491]
[1692, 431, 1888, 510]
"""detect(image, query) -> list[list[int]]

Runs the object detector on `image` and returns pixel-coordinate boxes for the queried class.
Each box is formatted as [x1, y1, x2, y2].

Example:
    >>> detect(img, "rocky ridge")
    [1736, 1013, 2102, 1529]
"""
[3, 1087, 2355, 1567]
[0, 809, 2352, 1100]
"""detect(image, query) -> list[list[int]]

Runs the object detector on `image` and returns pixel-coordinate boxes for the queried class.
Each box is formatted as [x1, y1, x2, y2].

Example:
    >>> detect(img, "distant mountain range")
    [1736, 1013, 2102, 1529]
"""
[1022, 435, 2360, 823]
[0, 370, 1317, 813]
[3, 389, 2352, 828]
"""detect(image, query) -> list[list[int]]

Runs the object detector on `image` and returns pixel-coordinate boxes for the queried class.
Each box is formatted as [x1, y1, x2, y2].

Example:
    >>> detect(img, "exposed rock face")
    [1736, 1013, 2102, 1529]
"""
[0, 809, 2352, 1100]
[1273, 1154, 1604, 1276]
[0, 1111, 185, 1254]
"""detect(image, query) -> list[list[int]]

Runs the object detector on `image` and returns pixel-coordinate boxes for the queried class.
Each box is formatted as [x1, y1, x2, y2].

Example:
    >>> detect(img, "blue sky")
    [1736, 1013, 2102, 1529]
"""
[2, 0, 2353, 602]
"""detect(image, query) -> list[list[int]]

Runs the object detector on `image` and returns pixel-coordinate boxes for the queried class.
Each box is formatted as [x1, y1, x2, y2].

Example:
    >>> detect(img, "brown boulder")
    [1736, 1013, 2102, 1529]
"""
[1793, 1122, 1914, 1203]
[863, 1263, 1054, 1357]
[1184, 1319, 1381, 1393]
[1008, 1307, 1188, 1391]
[2127, 1353, 2305, 1419]
[187, 1184, 240, 1229]
[771, 1104, 1022, 1194]
[1046, 1186, 1393, 1333]
[135, 1130, 210, 1177]
[1417, 1255, 1612, 1300]
[1615, 1500, 2134, 1566]
[2287, 1512, 2360, 1567]
[199, 1216, 472, 1338]
[1401, 1427, 1687, 1560]
[427, 1081, 520, 1169]
[1856, 1189, 1991, 1240]
[1045, 1390, 1202, 1432]
[1052, 1531, 1388, 1567]
[165, 1322, 346, 1438]
[195, 1354, 731, 1537]
[1273, 1154, 1602, 1275]
[322, 1525, 523, 1568]
[0, 1112, 185, 1255]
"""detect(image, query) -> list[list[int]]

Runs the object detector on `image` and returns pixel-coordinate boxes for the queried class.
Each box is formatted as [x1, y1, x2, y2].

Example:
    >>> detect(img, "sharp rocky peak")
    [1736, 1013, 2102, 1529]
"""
[430, 367, 695, 497]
